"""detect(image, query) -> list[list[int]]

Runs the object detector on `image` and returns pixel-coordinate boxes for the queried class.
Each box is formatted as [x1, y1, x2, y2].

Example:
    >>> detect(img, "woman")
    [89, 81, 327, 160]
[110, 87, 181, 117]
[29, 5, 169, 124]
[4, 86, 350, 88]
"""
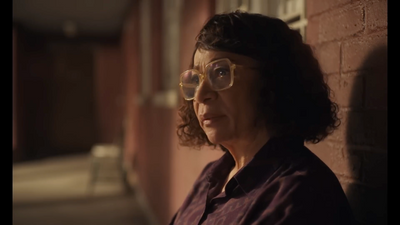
[171, 10, 356, 225]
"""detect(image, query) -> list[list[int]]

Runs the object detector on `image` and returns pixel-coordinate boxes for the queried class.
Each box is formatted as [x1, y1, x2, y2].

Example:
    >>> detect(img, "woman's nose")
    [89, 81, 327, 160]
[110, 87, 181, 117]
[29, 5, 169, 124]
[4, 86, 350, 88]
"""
[194, 76, 217, 103]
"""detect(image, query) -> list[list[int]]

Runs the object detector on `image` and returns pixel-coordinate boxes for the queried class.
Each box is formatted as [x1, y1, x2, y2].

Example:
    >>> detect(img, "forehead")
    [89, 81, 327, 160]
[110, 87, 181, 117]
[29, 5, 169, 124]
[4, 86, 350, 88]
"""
[193, 49, 258, 69]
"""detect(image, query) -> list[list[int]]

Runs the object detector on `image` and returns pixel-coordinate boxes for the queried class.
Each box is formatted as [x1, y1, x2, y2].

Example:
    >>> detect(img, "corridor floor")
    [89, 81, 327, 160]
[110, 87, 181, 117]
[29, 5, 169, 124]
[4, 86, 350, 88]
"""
[13, 153, 153, 225]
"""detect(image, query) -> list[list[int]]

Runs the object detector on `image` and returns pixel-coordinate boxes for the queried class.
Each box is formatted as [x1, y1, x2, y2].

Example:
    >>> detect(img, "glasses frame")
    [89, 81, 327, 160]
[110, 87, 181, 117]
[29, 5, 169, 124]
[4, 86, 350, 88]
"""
[179, 58, 237, 101]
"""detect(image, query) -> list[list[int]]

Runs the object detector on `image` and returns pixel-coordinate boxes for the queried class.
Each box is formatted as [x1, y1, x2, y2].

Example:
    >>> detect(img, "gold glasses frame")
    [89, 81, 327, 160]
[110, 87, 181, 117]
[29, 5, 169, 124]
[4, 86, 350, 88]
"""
[179, 58, 237, 101]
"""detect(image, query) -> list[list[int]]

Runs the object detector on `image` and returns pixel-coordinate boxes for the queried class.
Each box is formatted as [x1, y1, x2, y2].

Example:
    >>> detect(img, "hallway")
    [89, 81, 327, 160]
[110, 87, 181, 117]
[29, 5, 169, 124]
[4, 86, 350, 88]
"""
[13, 153, 153, 225]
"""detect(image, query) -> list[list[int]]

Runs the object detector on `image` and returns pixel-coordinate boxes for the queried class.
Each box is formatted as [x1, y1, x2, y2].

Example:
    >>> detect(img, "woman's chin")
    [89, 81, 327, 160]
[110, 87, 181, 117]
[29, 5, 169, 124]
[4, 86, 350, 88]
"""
[205, 132, 230, 146]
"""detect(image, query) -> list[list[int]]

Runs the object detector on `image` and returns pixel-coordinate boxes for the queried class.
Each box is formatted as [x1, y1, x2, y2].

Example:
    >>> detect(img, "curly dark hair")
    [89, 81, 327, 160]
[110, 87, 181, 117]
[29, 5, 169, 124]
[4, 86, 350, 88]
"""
[177, 10, 340, 149]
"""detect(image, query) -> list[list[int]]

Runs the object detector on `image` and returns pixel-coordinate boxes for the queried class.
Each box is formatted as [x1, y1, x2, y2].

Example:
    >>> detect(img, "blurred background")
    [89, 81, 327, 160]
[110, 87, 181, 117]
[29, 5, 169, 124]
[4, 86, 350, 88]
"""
[12, 0, 387, 225]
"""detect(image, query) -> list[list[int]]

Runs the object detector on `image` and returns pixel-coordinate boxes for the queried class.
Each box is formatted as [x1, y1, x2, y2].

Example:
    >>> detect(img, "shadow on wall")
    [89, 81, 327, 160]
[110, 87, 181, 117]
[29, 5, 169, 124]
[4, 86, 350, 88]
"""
[345, 44, 387, 225]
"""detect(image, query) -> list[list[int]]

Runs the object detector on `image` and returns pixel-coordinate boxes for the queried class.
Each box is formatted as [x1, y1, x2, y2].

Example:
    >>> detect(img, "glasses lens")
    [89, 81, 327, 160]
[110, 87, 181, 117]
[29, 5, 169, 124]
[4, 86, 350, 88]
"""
[206, 60, 232, 90]
[180, 70, 200, 99]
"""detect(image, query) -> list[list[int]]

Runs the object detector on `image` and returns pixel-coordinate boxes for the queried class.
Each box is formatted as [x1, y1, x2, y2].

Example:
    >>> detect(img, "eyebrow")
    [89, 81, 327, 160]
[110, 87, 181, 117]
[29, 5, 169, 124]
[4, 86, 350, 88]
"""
[192, 57, 239, 70]
[193, 65, 201, 70]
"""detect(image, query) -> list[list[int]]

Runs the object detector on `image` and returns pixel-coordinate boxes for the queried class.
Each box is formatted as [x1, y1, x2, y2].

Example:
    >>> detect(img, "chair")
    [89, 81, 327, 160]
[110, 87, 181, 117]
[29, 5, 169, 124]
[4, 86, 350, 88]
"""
[86, 143, 130, 194]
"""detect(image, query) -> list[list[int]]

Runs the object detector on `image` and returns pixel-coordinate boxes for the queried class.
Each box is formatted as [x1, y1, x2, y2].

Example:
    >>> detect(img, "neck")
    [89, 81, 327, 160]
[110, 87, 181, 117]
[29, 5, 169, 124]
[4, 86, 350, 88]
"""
[221, 128, 271, 171]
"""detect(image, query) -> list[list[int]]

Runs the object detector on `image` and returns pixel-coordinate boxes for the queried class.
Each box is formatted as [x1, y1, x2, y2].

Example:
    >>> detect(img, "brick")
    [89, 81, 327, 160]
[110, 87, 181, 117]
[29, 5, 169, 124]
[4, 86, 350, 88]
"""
[324, 74, 350, 138]
[365, 110, 387, 150]
[345, 183, 387, 224]
[306, 140, 361, 179]
[319, 4, 364, 43]
[325, 108, 347, 142]
[341, 147, 364, 180]
[343, 111, 367, 146]
[335, 175, 354, 193]
[340, 144, 364, 179]
[342, 30, 387, 72]
[344, 110, 387, 149]
[314, 42, 341, 74]
[360, 151, 387, 186]
[305, 141, 332, 165]
[324, 75, 349, 141]
[336, 75, 364, 109]
[305, 16, 320, 45]
[364, 46, 387, 110]
[326, 124, 346, 143]
[366, 0, 387, 33]
[325, 73, 340, 98]
[307, 0, 351, 17]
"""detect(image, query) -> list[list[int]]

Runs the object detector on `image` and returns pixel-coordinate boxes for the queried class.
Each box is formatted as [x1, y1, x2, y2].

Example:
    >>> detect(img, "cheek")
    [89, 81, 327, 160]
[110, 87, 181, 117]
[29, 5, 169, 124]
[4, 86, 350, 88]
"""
[192, 102, 199, 117]
[229, 84, 259, 119]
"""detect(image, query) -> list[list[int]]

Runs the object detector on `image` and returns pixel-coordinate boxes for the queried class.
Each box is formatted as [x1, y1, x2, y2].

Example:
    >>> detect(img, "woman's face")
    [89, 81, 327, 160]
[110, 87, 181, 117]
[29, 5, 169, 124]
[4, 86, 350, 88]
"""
[192, 49, 264, 146]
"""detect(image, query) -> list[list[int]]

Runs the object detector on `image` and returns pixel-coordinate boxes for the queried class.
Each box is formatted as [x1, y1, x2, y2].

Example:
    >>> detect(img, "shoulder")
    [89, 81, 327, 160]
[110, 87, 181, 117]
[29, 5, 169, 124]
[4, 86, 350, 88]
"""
[253, 145, 356, 224]
[289, 145, 341, 185]
[272, 145, 346, 199]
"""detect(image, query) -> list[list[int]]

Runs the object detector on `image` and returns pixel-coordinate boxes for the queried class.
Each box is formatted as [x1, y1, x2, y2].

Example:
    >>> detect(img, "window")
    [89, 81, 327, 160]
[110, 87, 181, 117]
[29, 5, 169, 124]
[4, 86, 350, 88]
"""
[215, 0, 307, 41]
[269, 0, 307, 41]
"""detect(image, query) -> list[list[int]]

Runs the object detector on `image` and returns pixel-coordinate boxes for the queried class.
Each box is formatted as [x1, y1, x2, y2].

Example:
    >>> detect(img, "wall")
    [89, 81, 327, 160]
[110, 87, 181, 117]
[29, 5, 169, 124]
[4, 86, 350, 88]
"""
[93, 44, 125, 143]
[14, 28, 55, 160]
[121, 0, 141, 168]
[46, 42, 97, 154]
[13, 25, 29, 162]
[12, 26, 105, 161]
[121, 0, 221, 224]
[305, 0, 387, 224]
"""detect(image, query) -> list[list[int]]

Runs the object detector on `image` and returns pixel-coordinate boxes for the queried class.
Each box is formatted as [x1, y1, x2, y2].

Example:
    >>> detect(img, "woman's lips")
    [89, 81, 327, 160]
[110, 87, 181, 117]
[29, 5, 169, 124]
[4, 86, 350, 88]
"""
[202, 115, 225, 125]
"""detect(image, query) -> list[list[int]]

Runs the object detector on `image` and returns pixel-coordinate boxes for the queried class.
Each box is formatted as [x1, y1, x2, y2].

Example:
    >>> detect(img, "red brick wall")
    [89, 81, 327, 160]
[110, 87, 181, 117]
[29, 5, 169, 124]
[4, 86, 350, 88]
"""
[306, 0, 387, 224]
[121, 1, 141, 166]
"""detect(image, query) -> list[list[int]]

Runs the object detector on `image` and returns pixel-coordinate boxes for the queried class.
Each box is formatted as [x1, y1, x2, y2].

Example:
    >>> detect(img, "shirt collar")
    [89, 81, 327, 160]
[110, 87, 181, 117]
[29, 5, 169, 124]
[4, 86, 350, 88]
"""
[207, 136, 305, 195]
[236, 136, 304, 194]
[206, 151, 235, 184]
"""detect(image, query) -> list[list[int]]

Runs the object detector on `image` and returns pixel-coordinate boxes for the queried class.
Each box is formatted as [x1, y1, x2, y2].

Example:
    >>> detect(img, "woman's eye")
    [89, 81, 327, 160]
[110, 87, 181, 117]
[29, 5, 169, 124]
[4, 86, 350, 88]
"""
[191, 75, 199, 83]
[214, 68, 229, 77]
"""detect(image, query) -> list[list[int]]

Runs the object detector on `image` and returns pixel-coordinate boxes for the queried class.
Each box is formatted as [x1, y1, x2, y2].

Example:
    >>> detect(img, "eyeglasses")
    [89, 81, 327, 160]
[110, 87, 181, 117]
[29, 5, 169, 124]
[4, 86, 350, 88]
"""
[179, 58, 238, 101]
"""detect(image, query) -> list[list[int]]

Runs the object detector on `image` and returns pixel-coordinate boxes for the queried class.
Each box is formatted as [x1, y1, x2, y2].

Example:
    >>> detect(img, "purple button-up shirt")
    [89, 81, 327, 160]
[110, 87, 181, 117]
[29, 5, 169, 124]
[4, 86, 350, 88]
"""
[169, 137, 356, 225]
